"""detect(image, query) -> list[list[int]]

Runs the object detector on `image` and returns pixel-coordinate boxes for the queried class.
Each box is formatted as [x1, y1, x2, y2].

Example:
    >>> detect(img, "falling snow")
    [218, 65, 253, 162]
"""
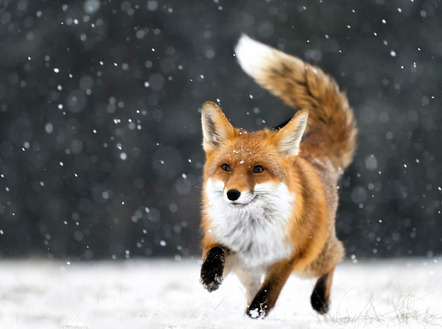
[0, 0, 440, 263]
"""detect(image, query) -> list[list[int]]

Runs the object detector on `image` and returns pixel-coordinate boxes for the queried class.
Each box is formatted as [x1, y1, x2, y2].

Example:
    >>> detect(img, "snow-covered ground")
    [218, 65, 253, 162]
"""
[0, 258, 441, 329]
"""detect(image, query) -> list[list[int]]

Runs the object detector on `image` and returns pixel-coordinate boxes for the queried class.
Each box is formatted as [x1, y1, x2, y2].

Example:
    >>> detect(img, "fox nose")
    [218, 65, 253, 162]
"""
[226, 189, 241, 201]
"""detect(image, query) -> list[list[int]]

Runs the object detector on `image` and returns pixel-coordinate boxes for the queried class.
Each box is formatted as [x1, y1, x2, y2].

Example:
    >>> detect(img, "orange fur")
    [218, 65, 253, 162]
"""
[199, 36, 357, 318]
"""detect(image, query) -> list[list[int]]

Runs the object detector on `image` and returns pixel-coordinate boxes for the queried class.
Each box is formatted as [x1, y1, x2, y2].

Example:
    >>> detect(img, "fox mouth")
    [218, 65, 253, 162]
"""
[228, 196, 256, 207]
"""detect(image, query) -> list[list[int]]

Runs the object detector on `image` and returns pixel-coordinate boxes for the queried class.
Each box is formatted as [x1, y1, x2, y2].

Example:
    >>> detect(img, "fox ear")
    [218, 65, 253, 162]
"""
[201, 101, 235, 152]
[274, 109, 309, 157]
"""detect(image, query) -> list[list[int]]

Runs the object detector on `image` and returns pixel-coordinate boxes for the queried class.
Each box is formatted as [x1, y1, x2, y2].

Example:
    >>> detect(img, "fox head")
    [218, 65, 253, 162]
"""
[201, 101, 308, 208]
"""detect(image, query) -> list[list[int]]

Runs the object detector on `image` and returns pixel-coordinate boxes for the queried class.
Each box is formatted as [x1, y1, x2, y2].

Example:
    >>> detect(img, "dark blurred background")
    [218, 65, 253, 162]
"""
[0, 0, 441, 260]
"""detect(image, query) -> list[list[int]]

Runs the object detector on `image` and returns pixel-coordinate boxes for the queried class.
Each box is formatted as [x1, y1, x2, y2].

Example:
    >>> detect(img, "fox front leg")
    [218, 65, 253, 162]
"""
[200, 247, 229, 292]
[246, 258, 294, 319]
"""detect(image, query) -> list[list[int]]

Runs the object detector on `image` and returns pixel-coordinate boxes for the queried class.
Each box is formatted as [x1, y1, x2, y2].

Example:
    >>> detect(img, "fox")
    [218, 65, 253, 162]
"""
[199, 35, 357, 319]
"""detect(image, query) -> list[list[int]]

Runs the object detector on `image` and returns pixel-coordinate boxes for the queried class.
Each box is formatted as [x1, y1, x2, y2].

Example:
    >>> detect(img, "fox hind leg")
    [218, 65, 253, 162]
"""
[310, 269, 335, 314]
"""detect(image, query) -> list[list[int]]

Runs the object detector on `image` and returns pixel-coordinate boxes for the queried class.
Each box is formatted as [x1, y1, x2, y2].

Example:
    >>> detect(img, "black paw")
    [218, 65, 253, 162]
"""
[311, 292, 330, 314]
[246, 301, 268, 319]
[200, 247, 225, 292]
[200, 262, 223, 292]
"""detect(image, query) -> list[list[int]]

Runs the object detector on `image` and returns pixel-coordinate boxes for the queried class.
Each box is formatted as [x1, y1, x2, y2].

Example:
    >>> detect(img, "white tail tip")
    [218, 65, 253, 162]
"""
[234, 34, 275, 78]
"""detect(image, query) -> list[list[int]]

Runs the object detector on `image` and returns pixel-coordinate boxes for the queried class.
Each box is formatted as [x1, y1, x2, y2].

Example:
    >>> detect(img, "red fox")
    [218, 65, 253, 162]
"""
[200, 35, 357, 319]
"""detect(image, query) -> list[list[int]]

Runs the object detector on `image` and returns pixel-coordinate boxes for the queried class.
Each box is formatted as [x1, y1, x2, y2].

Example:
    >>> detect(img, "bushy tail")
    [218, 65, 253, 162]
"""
[235, 35, 357, 170]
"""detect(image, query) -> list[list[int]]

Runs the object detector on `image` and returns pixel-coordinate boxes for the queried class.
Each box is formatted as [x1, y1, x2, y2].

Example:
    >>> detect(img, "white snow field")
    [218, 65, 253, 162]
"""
[0, 258, 441, 329]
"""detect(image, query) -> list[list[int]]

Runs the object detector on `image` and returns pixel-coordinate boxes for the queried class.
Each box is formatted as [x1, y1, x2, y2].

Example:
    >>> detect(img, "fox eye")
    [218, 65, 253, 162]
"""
[253, 165, 264, 173]
[221, 164, 231, 172]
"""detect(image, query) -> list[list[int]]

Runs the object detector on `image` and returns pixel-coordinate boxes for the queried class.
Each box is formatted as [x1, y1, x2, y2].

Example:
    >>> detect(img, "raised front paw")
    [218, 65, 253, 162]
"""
[200, 247, 225, 292]
[200, 264, 223, 292]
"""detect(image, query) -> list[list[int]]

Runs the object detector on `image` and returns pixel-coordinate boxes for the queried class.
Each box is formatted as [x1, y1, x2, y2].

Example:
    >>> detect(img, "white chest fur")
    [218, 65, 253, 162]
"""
[205, 179, 295, 268]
